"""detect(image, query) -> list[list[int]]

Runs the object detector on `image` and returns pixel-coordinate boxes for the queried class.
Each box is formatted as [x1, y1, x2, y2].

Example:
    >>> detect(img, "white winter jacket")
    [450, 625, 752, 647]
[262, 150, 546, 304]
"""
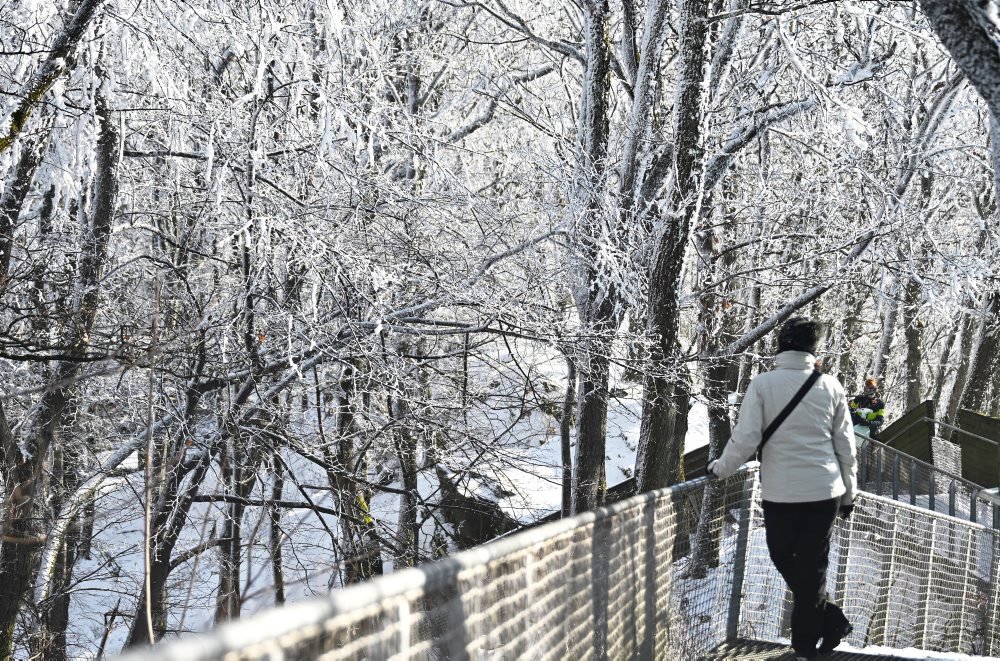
[711, 351, 857, 505]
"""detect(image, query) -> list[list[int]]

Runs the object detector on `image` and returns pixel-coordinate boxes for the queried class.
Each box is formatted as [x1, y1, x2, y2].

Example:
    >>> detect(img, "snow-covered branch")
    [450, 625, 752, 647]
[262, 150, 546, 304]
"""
[718, 229, 877, 357]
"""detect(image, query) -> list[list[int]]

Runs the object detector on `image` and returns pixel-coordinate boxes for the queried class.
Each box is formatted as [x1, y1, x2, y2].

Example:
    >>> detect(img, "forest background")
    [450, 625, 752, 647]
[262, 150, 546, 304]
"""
[3, 0, 1000, 657]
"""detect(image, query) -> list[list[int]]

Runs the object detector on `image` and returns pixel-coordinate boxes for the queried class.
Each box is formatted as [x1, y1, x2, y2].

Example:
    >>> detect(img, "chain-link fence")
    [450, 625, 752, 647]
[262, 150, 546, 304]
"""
[738, 483, 1000, 656]
[119, 463, 1000, 660]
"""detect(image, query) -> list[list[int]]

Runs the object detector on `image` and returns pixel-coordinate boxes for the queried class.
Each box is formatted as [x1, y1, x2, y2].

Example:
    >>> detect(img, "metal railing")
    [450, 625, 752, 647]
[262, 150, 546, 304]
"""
[119, 463, 1000, 660]
[857, 433, 1000, 527]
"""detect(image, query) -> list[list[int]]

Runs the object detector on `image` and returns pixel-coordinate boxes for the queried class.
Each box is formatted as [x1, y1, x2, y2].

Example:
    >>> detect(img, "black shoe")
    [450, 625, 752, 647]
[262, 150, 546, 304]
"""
[818, 622, 853, 653]
[792, 643, 818, 659]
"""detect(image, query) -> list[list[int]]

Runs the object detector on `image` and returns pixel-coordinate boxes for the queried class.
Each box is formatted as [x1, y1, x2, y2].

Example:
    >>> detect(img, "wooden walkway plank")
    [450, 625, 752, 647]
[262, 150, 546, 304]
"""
[701, 639, 985, 660]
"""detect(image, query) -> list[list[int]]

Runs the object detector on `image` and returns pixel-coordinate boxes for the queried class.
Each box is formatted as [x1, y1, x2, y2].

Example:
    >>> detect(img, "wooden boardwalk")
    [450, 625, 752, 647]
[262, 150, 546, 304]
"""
[699, 639, 943, 660]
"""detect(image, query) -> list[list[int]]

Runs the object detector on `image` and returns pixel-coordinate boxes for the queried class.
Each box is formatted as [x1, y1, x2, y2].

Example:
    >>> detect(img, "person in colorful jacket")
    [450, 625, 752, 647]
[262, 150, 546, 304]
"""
[849, 377, 886, 436]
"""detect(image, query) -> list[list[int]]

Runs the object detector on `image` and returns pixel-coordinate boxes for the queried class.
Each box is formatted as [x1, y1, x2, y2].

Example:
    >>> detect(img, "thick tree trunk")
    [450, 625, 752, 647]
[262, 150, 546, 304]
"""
[918, 2, 1000, 120]
[635, 0, 710, 493]
[561, 356, 576, 518]
[570, 0, 613, 515]
[943, 312, 977, 438]
[960, 293, 1000, 414]
[902, 276, 924, 410]
[573, 344, 612, 512]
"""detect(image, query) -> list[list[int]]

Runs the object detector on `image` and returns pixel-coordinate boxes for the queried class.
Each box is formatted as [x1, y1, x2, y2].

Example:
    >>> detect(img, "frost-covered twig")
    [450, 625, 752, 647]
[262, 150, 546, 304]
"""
[717, 229, 877, 357]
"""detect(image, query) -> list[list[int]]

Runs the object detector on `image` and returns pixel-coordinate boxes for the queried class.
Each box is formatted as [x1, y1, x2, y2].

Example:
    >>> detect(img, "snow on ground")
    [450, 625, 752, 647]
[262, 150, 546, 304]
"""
[495, 384, 712, 522]
[67, 448, 350, 658]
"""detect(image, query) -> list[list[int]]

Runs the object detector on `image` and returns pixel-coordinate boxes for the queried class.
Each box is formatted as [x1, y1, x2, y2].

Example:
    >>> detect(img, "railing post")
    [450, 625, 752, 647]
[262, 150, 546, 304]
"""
[916, 519, 938, 649]
[910, 460, 917, 506]
[834, 499, 856, 608]
[971, 491, 978, 524]
[986, 530, 1000, 657]
[868, 506, 898, 647]
[875, 448, 883, 497]
[957, 528, 975, 654]
[726, 472, 757, 642]
[446, 576, 471, 661]
[892, 455, 900, 501]
[399, 601, 411, 654]
[949, 480, 957, 518]
[859, 446, 868, 489]
[928, 471, 935, 513]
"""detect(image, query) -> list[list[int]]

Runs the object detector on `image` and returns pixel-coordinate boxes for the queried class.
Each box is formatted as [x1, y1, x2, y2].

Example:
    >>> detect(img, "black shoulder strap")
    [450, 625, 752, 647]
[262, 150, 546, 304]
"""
[758, 370, 822, 454]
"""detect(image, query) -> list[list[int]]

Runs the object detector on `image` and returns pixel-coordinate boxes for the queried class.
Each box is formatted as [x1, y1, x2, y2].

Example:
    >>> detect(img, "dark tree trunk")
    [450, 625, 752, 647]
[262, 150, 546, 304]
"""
[269, 451, 286, 605]
[329, 363, 380, 585]
[561, 356, 576, 518]
[573, 345, 611, 512]
[635, 0, 710, 493]
[215, 440, 263, 623]
[917, 2, 1000, 120]
[943, 311, 977, 439]
[902, 276, 924, 410]
[0, 117, 54, 289]
[570, 0, 613, 515]
[391, 376, 420, 568]
[735, 283, 763, 402]
[960, 294, 1000, 414]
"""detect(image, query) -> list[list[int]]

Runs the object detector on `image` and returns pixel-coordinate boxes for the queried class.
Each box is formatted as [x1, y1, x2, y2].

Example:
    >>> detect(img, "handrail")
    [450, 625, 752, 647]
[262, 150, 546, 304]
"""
[878, 414, 1000, 448]
[934, 417, 1000, 447]
[855, 431, 1000, 526]
[857, 433, 973, 489]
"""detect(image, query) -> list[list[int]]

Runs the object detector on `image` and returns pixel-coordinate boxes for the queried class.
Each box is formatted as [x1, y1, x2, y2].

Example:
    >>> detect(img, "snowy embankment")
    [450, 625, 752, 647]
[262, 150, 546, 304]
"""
[493, 390, 711, 523]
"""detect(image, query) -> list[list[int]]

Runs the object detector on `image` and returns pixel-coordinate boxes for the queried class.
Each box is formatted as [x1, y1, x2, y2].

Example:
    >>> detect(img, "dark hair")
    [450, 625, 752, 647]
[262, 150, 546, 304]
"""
[777, 317, 824, 354]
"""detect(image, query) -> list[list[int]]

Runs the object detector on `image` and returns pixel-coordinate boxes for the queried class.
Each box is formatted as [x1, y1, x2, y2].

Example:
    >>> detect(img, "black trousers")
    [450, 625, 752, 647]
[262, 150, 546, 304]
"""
[762, 498, 850, 654]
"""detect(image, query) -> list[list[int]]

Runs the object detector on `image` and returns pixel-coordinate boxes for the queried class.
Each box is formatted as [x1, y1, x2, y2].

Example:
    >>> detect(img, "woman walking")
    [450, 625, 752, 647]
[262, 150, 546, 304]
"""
[708, 317, 857, 659]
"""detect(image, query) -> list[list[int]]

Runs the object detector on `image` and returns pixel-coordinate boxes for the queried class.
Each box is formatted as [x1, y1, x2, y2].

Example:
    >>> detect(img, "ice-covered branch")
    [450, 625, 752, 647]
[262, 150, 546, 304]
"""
[448, 65, 556, 142]
[718, 229, 877, 357]
[0, 0, 107, 153]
